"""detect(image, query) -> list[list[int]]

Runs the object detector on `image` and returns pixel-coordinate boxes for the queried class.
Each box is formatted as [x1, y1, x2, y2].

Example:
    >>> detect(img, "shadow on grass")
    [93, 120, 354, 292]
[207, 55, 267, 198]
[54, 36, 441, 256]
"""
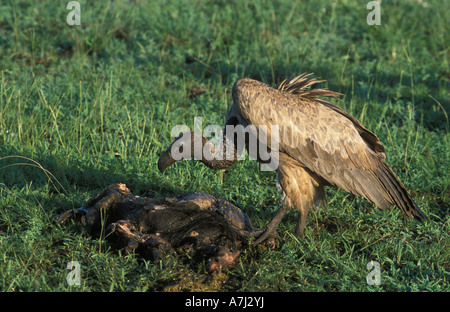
[183, 53, 448, 132]
[0, 145, 182, 213]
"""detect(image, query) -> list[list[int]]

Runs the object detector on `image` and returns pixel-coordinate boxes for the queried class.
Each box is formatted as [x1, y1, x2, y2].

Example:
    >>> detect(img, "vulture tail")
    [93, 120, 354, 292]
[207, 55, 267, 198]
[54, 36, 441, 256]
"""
[375, 162, 428, 221]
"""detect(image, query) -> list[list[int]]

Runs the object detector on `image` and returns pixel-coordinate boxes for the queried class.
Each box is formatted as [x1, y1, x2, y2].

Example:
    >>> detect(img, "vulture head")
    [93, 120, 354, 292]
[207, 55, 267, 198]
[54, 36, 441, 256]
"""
[158, 131, 237, 172]
[158, 131, 200, 172]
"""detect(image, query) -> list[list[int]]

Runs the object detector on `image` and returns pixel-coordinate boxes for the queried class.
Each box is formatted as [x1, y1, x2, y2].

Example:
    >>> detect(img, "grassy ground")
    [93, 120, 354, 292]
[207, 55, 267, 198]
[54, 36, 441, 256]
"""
[0, 0, 448, 291]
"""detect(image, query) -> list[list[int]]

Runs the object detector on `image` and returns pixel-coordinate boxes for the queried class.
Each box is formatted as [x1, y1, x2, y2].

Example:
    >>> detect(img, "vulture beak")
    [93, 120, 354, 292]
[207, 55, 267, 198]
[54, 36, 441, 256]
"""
[157, 149, 176, 173]
[157, 131, 204, 173]
[158, 131, 193, 173]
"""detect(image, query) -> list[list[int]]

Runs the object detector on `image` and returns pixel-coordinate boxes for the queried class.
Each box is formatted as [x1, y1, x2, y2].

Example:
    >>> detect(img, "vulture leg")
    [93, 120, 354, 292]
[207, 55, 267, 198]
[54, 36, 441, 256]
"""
[252, 202, 289, 246]
[255, 154, 325, 244]
[293, 172, 325, 239]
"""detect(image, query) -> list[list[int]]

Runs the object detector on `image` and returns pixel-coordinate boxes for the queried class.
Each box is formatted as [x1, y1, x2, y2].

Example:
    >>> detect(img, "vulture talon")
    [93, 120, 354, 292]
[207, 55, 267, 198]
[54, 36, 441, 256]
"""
[232, 228, 263, 239]
[252, 227, 281, 248]
[247, 228, 265, 237]
[252, 228, 272, 246]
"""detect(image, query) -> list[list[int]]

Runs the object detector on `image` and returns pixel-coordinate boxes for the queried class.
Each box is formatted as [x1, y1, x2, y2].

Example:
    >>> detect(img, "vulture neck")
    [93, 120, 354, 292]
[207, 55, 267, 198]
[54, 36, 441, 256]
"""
[196, 132, 238, 170]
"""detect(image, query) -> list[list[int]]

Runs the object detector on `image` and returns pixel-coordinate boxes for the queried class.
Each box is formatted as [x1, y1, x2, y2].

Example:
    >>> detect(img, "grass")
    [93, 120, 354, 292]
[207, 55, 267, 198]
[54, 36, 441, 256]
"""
[0, 0, 448, 291]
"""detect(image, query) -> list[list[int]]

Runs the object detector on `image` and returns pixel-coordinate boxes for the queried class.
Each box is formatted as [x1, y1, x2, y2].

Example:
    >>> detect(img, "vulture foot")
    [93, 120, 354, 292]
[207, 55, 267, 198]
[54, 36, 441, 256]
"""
[252, 227, 282, 248]
[252, 203, 290, 247]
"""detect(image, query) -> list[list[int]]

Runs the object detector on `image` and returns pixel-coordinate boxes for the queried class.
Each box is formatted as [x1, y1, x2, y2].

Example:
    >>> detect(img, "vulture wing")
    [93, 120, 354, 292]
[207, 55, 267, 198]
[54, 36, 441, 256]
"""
[231, 75, 427, 220]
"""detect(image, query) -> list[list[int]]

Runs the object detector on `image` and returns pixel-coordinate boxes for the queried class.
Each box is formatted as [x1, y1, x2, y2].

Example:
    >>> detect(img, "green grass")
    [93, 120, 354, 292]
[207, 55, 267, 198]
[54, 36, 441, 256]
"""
[0, 0, 449, 291]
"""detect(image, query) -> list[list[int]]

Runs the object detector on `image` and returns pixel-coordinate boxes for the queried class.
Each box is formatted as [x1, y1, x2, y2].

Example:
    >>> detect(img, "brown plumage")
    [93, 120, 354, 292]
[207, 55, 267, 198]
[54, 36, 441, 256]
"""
[158, 73, 427, 244]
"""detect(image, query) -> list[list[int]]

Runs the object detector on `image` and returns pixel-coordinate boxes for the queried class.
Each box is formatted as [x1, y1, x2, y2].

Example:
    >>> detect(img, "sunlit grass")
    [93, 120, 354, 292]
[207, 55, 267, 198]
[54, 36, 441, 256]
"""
[0, 0, 448, 291]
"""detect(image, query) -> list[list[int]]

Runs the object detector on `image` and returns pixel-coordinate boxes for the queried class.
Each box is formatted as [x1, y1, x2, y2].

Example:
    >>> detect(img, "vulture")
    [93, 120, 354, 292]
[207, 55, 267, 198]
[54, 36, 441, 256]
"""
[158, 73, 427, 245]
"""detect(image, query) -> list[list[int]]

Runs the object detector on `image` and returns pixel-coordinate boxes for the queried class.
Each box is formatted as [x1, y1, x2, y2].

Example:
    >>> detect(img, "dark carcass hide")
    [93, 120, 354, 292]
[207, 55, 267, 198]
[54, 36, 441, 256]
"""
[56, 184, 258, 273]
